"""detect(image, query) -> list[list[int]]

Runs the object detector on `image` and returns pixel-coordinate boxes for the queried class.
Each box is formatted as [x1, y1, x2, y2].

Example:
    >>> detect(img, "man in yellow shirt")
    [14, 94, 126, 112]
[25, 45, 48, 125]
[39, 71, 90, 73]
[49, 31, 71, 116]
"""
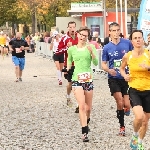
[120, 30, 150, 150]
[0, 31, 7, 58]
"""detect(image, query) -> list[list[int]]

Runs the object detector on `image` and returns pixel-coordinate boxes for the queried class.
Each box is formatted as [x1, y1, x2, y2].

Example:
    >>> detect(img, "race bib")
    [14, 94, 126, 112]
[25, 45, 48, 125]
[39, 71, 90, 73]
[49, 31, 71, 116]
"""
[114, 59, 122, 69]
[77, 72, 92, 83]
[15, 48, 22, 53]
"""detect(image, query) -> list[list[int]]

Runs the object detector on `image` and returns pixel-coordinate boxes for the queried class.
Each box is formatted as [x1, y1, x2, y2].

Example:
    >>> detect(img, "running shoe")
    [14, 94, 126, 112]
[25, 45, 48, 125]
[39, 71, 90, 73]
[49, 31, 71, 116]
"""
[75, 106, 79, 113]
[19, 78, 22, 82]
[130, 135, 138, 149]
[67, 98, 72, 107]
[15, 78, 19, 82]
[118, 126, 125, 136]
[137, 143, 144, 150]
[82, 133, 89, 142]
[59, 80, 62, 85]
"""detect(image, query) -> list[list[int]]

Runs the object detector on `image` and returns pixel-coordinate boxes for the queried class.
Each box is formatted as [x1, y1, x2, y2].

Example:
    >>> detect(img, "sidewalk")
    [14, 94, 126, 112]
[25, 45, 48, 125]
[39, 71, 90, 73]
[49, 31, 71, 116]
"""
[0, 53, 149, 150]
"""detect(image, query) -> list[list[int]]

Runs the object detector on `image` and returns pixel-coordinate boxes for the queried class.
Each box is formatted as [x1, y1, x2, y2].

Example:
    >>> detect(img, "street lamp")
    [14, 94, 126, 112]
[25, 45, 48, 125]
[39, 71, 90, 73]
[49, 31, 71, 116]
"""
[124, 0, 128, 37]
[116, 0, 118, 23]
[103, 0, 107, 37]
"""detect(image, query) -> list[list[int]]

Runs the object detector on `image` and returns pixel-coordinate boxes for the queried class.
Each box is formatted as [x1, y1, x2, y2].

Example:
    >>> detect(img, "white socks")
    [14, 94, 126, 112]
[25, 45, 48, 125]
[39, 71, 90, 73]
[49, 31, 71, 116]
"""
[133, 132, 138, 137]
[138, 138, 142, 144]
[67, 95, 70, 99]
[57, 70, 62, 81]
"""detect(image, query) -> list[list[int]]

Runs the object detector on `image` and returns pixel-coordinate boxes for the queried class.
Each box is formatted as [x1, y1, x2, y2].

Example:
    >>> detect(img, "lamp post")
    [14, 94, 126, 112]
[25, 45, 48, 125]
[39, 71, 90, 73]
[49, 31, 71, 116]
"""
[120, 0, 123, 34]
[116, 0, 118, 23]
[103, 0, 107, 38]
[124, 0, 128, 37]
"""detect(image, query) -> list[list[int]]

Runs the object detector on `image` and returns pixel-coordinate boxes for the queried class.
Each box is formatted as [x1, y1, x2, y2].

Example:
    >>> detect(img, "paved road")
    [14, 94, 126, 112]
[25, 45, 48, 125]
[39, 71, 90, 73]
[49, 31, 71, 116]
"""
[0, 53, 149, 150]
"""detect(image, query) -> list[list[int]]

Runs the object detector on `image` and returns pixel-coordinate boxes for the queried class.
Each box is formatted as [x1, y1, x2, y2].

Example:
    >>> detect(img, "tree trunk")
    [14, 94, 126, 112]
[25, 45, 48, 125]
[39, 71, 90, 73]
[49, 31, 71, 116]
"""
[11, 22, 15, 36]
[32, 11, 36, 35]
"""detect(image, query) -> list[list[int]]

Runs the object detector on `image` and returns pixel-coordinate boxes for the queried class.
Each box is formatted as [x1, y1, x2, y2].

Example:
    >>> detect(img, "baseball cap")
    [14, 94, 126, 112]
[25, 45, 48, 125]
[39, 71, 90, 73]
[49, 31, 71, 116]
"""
[52, 31, 59, 37]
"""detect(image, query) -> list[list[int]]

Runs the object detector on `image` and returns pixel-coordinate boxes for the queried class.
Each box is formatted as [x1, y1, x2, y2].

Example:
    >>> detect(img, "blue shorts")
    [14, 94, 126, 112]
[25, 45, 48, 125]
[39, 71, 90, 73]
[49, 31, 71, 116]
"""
[12, 56, 25, 70]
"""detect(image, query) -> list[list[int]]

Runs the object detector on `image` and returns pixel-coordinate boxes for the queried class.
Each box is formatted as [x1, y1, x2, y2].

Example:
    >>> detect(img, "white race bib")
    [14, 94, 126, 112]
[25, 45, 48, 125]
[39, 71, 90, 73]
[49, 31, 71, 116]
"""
[77, 72, 92, 83]
[15, 48, 22, 53]
[114, 59, 122, 69]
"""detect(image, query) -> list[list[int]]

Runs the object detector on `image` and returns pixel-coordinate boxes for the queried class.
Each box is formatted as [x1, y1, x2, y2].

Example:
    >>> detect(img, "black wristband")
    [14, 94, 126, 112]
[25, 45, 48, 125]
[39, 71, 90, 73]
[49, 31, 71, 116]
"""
[148, 68, 150, 71]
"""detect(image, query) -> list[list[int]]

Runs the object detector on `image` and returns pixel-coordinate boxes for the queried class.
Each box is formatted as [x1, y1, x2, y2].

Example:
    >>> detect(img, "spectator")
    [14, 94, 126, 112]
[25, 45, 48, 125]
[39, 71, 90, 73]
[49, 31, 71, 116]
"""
[104, 34, 111, 45]
[60, 30, 65, 37]
[44, 31, 50, 43]
[88, 35, 100, 49]
[92, 32, 102, 44]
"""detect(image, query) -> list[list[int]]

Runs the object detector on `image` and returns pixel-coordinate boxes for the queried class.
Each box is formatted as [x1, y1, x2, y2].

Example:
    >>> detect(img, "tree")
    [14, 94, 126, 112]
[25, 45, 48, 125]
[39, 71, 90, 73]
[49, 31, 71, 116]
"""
[14, 0, 54, 34]
[0, 0, 17, 26]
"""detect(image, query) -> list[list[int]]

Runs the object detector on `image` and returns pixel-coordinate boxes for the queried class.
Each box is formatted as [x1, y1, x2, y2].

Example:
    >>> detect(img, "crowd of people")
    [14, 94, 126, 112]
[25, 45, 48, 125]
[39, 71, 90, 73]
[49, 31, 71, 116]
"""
[0, 21, 150, 150]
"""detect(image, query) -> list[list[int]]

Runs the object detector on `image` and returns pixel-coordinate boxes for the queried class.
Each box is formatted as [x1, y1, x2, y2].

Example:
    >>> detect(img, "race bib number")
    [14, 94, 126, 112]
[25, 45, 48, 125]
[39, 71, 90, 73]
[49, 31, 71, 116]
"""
[114, 59, 122, 69]
[15, 48, 22, 53]
[77, 72, 92, 83]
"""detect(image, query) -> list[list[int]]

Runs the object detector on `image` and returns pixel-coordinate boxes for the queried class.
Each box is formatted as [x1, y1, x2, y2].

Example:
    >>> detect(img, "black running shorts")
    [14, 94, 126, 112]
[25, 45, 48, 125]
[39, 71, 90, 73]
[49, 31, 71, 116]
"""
[108, 78, 129, 96]
[53, 53, 64, 63]
[129, 87, 150, 113]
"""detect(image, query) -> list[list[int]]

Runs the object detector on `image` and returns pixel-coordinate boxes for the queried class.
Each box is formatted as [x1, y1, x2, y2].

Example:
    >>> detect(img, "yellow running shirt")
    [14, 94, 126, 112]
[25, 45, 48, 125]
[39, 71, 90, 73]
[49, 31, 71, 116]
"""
[0, 36, 6, 46]
[127, 49, 150, 91]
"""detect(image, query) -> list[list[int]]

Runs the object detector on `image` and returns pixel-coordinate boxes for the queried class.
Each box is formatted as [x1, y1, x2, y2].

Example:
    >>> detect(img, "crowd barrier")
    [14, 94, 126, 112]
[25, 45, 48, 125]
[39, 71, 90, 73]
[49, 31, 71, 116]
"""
[35, 41, 107, 75]
[35, 41, 53, 59]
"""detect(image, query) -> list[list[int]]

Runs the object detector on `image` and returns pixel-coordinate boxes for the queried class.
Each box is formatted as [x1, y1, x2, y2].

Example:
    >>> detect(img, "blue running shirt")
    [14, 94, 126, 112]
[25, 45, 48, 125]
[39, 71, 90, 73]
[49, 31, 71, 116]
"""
[102, 38, 133, 79]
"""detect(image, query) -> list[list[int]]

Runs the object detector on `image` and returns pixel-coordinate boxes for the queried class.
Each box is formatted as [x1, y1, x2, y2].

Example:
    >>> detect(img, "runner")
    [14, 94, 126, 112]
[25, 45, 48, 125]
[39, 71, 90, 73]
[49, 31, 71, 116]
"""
[55, 21, 78, 106]
[50, 31, 62, 82]
[0, 31, 7, 58]
[67, 26, 98, 142]
[4, 34, 10, 55]
[120, 30, 150, 150]
[9, 32, 29, 82]
[102, 22, 133, 136]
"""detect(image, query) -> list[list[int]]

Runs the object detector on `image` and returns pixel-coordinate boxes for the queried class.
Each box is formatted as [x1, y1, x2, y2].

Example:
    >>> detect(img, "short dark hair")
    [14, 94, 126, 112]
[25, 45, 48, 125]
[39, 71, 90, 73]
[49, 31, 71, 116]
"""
[88, 35, 92, 41]
[61, 30, 64, 34]
[109, 22, 120, 31]
[78, 26, 90, 36]
[129, 30, 143, 40]
[68, 21, 76, 27]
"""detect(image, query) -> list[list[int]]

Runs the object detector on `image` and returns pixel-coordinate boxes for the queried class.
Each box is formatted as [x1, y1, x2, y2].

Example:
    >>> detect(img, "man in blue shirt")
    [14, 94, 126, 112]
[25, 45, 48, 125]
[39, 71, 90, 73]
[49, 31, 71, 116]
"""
[102, 22, 133, 136]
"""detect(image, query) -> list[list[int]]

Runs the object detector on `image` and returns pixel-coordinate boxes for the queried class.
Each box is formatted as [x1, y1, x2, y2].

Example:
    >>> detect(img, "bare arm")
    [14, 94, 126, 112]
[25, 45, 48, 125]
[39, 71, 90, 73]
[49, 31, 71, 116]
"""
[24, 46, 29, 50]
[50, 38, 54, 50]
[102, 61, 117, 76]
[9, 45, 13, 51]
[50, 43, 53, 51]
[21, 41, 29, 50]
[120, 53, 130, 81]
[67, 47, 73, 71]
[102, 61, 109, 72]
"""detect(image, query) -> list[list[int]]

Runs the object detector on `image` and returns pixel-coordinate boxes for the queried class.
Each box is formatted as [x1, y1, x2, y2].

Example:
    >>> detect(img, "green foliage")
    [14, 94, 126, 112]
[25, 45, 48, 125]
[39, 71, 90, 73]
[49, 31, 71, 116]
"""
[0, 0, 141, 29]
[0, 0, 16, 26]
